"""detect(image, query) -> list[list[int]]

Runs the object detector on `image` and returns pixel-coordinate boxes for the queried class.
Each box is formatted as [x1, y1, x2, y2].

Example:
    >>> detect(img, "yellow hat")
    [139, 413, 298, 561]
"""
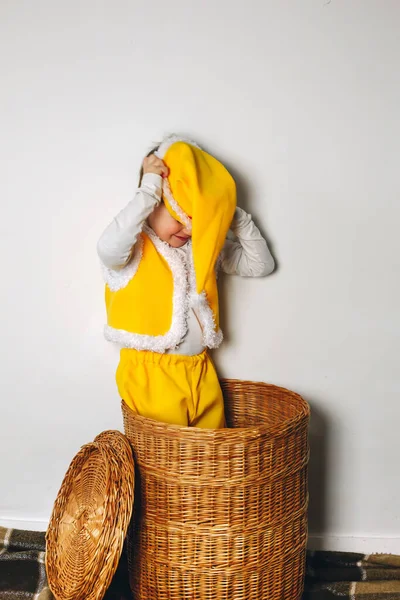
[155, 137, 236, 294]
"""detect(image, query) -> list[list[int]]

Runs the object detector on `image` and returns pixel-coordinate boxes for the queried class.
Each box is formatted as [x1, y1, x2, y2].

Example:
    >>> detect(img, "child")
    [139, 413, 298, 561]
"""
[97, 136, 274, 428]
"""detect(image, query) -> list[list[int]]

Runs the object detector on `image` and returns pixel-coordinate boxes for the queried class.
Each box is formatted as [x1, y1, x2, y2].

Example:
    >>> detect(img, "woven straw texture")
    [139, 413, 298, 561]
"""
[123, 378, 310, 600]
[46, 430, 135, 600]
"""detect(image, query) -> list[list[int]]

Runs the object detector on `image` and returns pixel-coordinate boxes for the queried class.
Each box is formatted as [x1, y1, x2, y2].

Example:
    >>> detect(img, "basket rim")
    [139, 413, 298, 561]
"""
[122, 378, 310, 438]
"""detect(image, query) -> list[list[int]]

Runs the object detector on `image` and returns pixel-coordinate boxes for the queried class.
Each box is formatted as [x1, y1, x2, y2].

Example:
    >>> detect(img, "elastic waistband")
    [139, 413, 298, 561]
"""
[120, 348, 208, 366]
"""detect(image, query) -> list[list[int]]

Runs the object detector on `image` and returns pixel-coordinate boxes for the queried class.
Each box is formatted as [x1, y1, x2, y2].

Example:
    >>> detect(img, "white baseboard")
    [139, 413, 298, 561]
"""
[308, 534, 400, 554]
[1, 518, 399, 555]
[0, 517, 48, 532]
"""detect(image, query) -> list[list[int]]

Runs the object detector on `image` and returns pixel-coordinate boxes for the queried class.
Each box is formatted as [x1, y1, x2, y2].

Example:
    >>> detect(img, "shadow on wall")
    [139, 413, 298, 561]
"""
[215, 157, 279, 348]
[307, 399, 329, 546]
[223, 159, 279, 273]
[213, 155, 330, 544]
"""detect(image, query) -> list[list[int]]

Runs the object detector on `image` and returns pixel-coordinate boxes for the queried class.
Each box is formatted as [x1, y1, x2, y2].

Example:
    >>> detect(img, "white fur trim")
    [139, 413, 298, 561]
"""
[103, 221, 222, 352]
[101, 235, 144, 291]
[155, 135, 198, 231]
[104, 225, 190, 353]
[187, 245, 223, 349]
[162, 179, 192, 232]
[155, 136, 222, 347]
[154, 135, 197, 232]
[155, 135, 201, 159]
[215, 251, 223, 279]
[196, 291, 223, 348]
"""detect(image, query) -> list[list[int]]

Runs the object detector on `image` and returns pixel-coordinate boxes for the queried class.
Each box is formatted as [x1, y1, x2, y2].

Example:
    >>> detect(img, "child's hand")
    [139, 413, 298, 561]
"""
[143, 155, 169, 178]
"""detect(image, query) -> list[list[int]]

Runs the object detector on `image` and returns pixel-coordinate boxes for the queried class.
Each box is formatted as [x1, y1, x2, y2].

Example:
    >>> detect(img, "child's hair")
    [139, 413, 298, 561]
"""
[138, 145, 160, 186]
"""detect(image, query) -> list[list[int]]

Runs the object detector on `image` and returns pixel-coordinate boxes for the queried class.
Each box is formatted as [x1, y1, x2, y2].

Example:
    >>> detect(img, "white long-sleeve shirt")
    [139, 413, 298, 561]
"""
[98, 173, 274, 355]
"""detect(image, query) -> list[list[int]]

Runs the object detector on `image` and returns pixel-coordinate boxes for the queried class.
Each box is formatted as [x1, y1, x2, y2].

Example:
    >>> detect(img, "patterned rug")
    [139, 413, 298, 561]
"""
[1, 526, 400, 599]
[304, 549, 400, 599]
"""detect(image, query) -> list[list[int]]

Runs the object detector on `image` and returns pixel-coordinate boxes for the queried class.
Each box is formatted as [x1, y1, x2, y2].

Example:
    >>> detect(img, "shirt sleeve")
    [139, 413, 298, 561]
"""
[219, 207, 275, 277]
[97, 173, 162, 269]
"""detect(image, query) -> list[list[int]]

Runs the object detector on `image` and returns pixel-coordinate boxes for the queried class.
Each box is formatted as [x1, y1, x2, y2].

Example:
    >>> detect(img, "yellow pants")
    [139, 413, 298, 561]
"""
[116, 349, 225, 428]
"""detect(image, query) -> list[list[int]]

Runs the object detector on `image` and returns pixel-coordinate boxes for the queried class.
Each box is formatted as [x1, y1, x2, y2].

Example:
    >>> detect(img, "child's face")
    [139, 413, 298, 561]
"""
[148, 203, 191, 248]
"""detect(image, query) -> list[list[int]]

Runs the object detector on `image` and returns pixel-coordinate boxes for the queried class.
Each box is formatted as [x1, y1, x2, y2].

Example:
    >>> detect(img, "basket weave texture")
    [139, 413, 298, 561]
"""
[122, 378, 310, 600]
[45, 430, 135, 600]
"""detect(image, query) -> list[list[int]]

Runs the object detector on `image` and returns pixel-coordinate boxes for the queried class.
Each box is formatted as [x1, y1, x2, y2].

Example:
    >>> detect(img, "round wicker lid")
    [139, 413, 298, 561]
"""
[45, 430, 134, 600]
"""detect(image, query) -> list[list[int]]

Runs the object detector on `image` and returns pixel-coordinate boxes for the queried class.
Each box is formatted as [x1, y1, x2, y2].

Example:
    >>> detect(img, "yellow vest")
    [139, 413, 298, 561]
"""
[103, 138, 236, 353]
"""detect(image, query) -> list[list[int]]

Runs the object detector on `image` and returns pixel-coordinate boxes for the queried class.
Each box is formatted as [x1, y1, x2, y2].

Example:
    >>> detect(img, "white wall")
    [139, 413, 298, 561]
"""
[1, 0, 399, 553]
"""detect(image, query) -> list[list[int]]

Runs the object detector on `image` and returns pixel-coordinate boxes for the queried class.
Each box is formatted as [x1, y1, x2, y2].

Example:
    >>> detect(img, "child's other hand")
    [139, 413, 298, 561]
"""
[143, 155, 169, 178]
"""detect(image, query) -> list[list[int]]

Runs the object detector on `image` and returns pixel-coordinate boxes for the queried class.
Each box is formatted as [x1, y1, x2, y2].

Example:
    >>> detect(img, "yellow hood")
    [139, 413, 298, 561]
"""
[156, 137, 236, 294]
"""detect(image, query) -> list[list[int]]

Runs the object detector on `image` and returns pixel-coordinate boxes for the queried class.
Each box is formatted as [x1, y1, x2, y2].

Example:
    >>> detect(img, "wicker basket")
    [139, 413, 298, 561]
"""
[122, 379, 310, 600]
